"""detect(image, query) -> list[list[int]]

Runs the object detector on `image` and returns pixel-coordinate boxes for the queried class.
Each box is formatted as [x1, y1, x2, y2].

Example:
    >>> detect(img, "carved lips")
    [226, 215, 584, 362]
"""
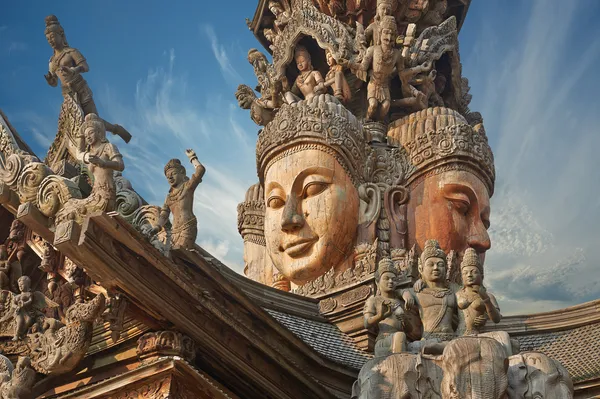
[282, 236, 318, 258]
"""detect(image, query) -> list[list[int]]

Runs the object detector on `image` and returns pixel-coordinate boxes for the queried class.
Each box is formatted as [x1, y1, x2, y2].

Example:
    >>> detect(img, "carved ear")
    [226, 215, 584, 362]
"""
[358, 183, 381, 226]
[383, 186, 409, 249]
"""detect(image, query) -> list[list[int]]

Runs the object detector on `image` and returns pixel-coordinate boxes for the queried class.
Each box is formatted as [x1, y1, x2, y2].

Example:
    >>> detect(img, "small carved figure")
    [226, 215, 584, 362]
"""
[13, 276, 56, 341]
[263, 28, 277, 51]
[364, 259, 414, 356]
[0, 356, 36, 399]
[7, 220, 26, 263]
[456, 247, 501, 335]
[268, 1, 290, 32]
[364, 0, 395, 46]
[0, 246, 20, 293]
[151, 150, 205, 250]
[284, 46, 326, 104]
[43, 15, 131, 143]
[320, 49, 351, 103]
[343, 16, 426, 120]
[414, 240, 458, 343]
[55, 113, 125, 224]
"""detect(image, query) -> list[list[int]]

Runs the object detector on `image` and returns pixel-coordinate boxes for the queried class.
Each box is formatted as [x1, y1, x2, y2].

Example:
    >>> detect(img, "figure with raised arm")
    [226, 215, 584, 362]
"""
[284, 46, 326, 104]
[151, 149, 206, 250]
[43, 15, 131, 143]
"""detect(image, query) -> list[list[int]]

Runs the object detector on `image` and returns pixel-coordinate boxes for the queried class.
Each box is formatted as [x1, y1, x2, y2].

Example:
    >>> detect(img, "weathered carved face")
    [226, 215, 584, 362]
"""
[264, 149, 359, 284]
[408, 169, 491, 265]
[381, 28, 393, 47]
[419, 256, 446, 284]
[84, 126, 101, 146]
[326, 51, 335, 67]
[377, 4, 392, 19]
[18, 277, 30, 292]
[295, 54, 310, 73]
[461, 266, 482, 287]
[45, 28, 64, 49]
[165, 167, 185, 188]
[378, 271, 396, 294]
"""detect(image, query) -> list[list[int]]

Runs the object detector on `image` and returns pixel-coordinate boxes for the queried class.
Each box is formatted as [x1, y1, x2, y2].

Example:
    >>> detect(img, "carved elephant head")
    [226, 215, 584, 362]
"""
[507, 352, 573, 399]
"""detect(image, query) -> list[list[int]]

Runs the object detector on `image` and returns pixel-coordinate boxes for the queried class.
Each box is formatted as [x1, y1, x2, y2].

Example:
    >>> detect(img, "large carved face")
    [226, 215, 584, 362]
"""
[378, 271, 396, 294]
[419, 256, 446, 284]
[295, 53, 310, 73]
[264, 149, 359, 284]
[408, 169, 491, 265]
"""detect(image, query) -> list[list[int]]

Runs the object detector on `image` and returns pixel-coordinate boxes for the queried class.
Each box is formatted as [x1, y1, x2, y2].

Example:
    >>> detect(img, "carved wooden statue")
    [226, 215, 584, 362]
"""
[414, 239, 457, 343]
[268, 1, 290, 32]
[0, 356, 36, 399]
[12, 276, 57, 341]
[322, 49, 351, 103]
[284, 46, 326, 104]
[456, 247, 501, 335]
[364, 0, 394, 46]
[151, 149, 205, 250]
[0, 245, 20, 293]
[55, 113, 125, 224]
[363, 259, 414, 356]
[43, 15, 131, 143]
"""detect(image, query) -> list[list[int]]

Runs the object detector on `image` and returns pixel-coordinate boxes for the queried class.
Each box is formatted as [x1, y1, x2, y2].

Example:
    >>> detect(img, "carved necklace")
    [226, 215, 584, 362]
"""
[296, 69, 313, 86]
[421, 287, 453, 298]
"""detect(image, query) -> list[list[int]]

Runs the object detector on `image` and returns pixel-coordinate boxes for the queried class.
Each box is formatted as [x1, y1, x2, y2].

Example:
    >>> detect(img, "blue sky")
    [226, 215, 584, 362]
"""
[1, 1, 600, 315]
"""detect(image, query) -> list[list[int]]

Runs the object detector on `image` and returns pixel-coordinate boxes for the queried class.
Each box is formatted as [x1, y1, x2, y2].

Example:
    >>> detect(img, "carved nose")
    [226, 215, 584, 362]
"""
[281, 196, 304, 232]
[467, 221, 491, 253]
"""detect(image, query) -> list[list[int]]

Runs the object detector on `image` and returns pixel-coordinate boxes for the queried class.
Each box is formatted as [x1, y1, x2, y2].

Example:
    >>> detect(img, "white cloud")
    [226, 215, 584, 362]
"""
[465, 0, 600, 314]
[201, 24, 243, 84]
[98, 49, 257, 273]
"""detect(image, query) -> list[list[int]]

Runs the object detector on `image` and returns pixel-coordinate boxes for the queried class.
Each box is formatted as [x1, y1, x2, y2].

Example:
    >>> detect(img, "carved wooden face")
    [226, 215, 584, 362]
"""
[419, 256, 446, 284]
[408, 169, 491, 266]
[165, 168, 185, 188]
[45, 29, 63, 49]
[295, 54, 310, 73]
[381, 29, 394, 47]
[84, 126, 101, 146]
[461, 266, 482, 287]
[264, 149, 359, 284]
[378, 271, 396, 294]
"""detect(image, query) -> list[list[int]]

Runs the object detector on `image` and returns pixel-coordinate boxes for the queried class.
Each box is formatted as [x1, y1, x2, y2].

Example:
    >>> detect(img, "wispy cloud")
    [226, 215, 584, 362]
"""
[465, 1, 600, 313]
[201, 24, 243, 84]
[7, 41, 27, 54]
[99, 48, 256, 273]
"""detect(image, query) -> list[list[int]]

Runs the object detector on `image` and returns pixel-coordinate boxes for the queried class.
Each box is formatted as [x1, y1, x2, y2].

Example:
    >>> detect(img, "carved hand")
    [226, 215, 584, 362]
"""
[44, 72, 57, 86]
[478, 285, 490, 300]
[402, 291, 415, 310]
[185, 149, 197, 161]
[87, 155, 106, 168]
[473, 314, 487, 328]
[413, 279, 425, 292]
[378, 300, 393, 319]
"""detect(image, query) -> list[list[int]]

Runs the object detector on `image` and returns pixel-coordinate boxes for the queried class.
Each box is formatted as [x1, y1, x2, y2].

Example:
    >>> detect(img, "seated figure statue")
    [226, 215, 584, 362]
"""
[363, 259, 417, 356]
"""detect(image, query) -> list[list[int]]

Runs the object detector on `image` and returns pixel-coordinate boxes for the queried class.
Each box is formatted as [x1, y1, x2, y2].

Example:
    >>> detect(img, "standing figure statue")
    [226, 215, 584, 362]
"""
[0, 245, 21, 293]
[268, 1, 290, 32]
[456, 247, 501, 335]
[43, 15, 131, 143]
[55, 113, 125, 224]
[151, 149, 206, 250]
[320, 49, 351, 103]
[364, 0, 394, 46]
[284, 46, 326, 104]
[364, 259, 416, 356]
[414, 240, 458, 344]
[343, 16, 403, 121]
[12, 276, 56, 341]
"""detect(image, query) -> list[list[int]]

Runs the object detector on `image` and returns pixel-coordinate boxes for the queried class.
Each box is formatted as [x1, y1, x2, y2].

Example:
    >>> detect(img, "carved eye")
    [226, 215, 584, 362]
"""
[302, 182, 329, 199]
[450, 199, 470, 216]
[267, 196, 285, 209]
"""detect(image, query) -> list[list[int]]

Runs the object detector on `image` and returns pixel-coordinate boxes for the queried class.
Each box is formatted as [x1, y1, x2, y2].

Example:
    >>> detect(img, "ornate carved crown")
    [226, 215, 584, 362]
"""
[460, 247, 483, 275]
[420, 239, 446, 263]
[164, 158, 185, 176]
[257, 95, 367, 186]
[237, 183, 266, 246]
[375, 257, 397, 282]
[388, 107, 495, 195]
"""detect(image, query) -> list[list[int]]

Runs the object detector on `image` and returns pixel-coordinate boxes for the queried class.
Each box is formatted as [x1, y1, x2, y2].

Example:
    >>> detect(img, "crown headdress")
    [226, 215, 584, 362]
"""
[388, 107, 495, 195]
[80, 113, 106, 141]
[237, 183, 266, 246]
[420, 239, 446, 263]
[375, 257, 397, 282]
[164, 158, 186, 176]
[257, 96, 367, 186]
[380, 16, 398, 35]
[460, 247, 483, 275]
